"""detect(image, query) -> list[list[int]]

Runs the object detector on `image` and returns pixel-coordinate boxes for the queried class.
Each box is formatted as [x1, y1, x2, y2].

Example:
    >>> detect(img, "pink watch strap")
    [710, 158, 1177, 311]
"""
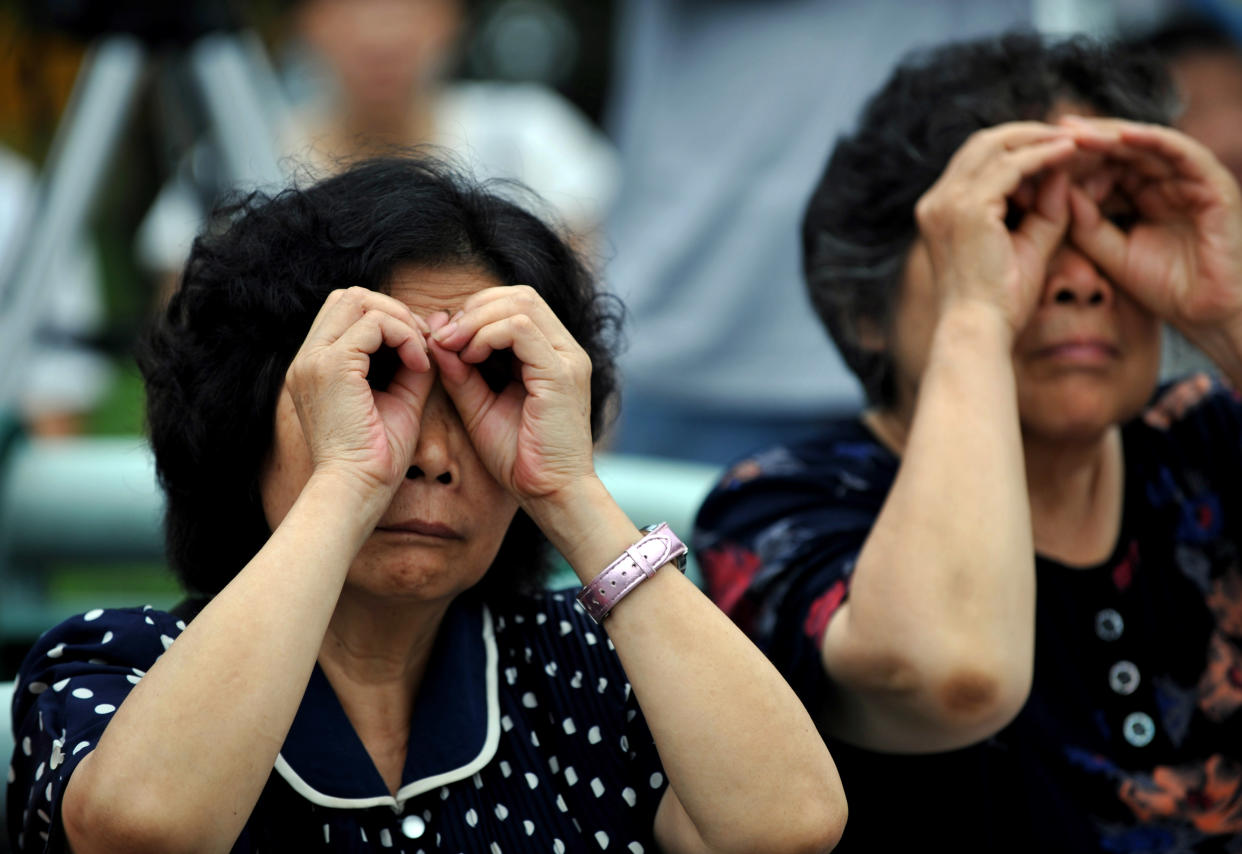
[576, 523, 688, 623]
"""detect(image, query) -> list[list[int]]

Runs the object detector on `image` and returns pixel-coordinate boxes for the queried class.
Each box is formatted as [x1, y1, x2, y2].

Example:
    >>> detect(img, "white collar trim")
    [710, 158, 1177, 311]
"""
[273, 605, 501, 810]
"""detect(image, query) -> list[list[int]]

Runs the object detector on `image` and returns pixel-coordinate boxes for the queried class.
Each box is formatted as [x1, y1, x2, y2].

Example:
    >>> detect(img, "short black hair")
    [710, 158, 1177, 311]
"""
[138, 154, 622, 599]
[801, 31, 1177, 408]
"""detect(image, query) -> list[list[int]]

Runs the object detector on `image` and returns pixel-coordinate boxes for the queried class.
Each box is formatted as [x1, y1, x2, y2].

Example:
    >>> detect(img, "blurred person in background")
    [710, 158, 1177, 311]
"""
[1127, 8, 1242, 379]
[137, 0, 618, 296]
[695, 32, 1242, 852]
[1131, 9, 1242, 187]
[8, 156, 845, 853]
[602, 0, 1030, 464]
[0, 146, 113, 437]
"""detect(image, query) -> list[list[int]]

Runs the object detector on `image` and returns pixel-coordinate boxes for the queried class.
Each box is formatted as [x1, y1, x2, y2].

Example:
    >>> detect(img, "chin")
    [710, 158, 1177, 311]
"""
[1018, 384, 1151, 445]
[345, 549, 488, 605]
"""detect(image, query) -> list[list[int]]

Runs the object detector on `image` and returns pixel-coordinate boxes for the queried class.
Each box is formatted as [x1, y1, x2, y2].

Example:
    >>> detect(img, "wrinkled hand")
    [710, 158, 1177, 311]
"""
[284, 287, 434, 501]
[914, 122, 1086, 336]
[427, 285, 595, 504]
[1065, 116, 1242, 337]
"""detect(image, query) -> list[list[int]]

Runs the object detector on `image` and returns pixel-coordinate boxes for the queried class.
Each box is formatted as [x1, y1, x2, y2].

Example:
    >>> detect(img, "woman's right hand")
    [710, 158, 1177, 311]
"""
[284, 287, 434, 503]
[913, 122, 1083, 335]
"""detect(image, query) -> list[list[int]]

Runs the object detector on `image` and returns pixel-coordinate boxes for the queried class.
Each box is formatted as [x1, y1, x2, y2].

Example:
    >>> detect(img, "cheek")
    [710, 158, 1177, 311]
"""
[472, 481, 521, 557]
[1123, 306, 1163, 384]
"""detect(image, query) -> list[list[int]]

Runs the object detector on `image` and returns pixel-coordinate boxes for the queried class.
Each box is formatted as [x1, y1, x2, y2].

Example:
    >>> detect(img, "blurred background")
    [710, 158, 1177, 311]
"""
[0, 0, 1240, 724]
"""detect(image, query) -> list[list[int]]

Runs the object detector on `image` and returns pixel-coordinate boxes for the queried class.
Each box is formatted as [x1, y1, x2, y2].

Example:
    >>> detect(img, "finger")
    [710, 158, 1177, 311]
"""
[1143, 408, 1171, 430]
[1068, 183, 1129, 282]
[434, 285, 577, 355]
[457, 315, 563, 382]
[1053, 114, 1123, 145]
[945, 122, 1074, 177]
[1069, 119, 1226, 189]
[1144, 373, 1213, 429]
[383, 351, 437, 415]
[1015, 169, 1070, 259]
[333, 310, 430, 374]
[1059, 117, 1188, 182]
[1137, 409, 1167, 429]
[1108, 120, 1231, 188]
[969, 137, 1078, 206]
[305, 289, 424, 351]
[427, 336, 520, 434]
[305, 287, 426, 347]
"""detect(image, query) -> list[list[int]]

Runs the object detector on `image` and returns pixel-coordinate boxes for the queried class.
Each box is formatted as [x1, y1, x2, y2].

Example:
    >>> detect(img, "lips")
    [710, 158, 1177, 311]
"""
[1031, 337, 1119, 363]
[376, 519, 463, 539]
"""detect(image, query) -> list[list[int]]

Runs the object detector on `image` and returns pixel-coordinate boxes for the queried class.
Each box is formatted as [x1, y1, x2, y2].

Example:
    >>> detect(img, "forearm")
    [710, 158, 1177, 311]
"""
[527, 483, 845, 854]
[63, 473, 378, 854]
[827, 303, 1035, 748]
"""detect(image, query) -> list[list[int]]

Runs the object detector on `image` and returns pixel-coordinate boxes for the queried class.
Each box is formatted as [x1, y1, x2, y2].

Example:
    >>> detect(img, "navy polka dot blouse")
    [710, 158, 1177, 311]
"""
[7, 591, 668, 852]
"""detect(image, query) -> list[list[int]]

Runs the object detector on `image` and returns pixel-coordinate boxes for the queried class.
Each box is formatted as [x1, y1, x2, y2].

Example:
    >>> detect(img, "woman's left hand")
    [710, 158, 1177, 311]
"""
[1065, 117, 1242, 336]
[426, 285, 595, 504]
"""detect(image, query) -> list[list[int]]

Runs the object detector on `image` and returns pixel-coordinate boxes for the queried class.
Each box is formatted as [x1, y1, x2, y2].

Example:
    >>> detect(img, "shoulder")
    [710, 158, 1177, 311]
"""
[14, 607, 186, 707]
[22, 607, 185, 668]
[697, 419, 895, 533]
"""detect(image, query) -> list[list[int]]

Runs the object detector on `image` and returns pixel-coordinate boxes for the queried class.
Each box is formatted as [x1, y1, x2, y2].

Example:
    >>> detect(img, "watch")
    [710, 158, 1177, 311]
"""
[576, 523, 688, 623]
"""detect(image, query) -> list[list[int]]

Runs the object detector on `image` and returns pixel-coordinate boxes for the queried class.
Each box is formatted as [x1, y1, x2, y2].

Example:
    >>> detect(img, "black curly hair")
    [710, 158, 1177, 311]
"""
[138, 154, 622, 600]
[802, 30, 1178, 409]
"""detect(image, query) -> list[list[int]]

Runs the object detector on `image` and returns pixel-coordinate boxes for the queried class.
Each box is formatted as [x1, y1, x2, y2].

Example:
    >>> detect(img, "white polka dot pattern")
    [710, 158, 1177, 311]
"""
[8, 596, 668, 852]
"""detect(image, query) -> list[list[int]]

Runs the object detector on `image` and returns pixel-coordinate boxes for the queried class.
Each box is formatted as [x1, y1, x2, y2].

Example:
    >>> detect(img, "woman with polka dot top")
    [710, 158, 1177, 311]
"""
[6, 156, 845, 854]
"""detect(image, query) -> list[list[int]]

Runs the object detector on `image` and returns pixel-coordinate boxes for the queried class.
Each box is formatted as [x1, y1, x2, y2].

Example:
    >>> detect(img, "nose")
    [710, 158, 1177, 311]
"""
[1042, 245, 1113, 309]
[404, 385, 458, 486]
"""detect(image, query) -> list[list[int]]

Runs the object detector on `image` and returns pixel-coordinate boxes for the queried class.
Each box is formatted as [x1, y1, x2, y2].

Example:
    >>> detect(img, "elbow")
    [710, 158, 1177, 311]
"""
[721, 802, 847, 854]
[63, 771, 208, 854]
[706, 771, 848, 854]
[834, 639, 1033, 751]
[926, 651, 1032, 742]
[784, 758, 848, 854]
[781, 789, 848, 854]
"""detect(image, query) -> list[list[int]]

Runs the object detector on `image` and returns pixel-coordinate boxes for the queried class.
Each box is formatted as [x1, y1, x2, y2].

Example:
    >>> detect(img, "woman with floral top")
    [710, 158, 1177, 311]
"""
[696, 33, 1242, 853]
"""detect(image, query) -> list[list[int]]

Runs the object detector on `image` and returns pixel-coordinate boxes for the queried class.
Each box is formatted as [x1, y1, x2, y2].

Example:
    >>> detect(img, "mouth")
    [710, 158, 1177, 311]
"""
[375, 520, 463, 540]
[1032, 338, 1119, 364]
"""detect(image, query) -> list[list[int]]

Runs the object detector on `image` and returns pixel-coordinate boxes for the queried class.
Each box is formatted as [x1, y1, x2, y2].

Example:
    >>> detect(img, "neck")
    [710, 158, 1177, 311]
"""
[1022, 426, 1125, 566]
[318, 590, 453, 795]
[862, 408, 1125, 567]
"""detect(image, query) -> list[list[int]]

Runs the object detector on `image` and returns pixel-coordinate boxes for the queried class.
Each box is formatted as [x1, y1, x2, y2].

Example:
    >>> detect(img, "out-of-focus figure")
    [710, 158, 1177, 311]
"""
[1127, 11, 1242, 378]
[137, 0, 617, 289]
[602, 0, 1031, 464]
[0, 147, 113, 437]
[1131, 11, 1242, 190]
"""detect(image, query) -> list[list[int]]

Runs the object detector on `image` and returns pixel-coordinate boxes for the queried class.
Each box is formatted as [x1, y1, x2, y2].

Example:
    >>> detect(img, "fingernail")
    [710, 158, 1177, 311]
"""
[433, 321, 458, 342]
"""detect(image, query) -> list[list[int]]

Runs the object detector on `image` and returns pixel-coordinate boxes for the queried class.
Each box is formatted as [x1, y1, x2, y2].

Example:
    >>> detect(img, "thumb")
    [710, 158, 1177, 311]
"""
[1016, 169, 1070, 261]
[428, 338, 496, 433]
[1067, 182, 1129, 284]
